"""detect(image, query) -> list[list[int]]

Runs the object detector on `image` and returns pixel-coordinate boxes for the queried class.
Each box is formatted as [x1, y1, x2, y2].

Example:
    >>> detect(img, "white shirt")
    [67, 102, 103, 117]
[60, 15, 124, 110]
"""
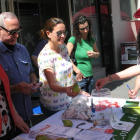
[38, 44, 73, 111]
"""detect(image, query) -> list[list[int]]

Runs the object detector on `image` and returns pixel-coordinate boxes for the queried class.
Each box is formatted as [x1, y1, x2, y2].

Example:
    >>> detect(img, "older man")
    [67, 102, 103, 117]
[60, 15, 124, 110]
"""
[0, 12, 37, 136]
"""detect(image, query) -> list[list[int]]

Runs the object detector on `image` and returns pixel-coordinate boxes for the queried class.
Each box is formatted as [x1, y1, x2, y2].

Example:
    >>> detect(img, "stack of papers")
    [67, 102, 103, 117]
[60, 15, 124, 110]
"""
[29, 124, 81, 139]
[73, 130, 113, 140]
[110, 113, 134, 131]
[122, 100, 140, 114]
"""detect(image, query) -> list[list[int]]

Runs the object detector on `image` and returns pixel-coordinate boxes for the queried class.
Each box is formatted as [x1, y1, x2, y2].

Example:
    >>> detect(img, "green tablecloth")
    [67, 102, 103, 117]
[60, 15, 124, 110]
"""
[111, 113, 140, 140]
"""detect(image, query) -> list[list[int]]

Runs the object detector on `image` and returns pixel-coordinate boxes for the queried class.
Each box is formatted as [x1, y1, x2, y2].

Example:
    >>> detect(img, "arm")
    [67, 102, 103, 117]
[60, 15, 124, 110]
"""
[95, 65, 140, 90]
[67, 42, 84, 81]
[87, 42, 100, 58]
[67, 42, 79, 74]
[128, 75, 140, 98]
[31, 55, 38, 68]
[93, 42, 100, 58]
[10, 82, 33, 94]
[10, 72, 37, 94]
[13, 104, 30, 133]
[29, 72, 37, 83]
[67, 42, 73, 56]
[134, 75, 140, 92]
[44, 68, 78, 97]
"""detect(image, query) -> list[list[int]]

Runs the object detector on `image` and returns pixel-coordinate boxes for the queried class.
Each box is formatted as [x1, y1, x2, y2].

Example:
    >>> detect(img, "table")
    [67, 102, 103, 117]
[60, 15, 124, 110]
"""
[13, 98, 140, 140]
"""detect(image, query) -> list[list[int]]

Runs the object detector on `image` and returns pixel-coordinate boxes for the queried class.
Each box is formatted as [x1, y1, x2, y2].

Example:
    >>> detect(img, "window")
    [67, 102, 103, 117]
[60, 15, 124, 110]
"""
[120, 0, 138, 20]
[71, 0, 102, 67]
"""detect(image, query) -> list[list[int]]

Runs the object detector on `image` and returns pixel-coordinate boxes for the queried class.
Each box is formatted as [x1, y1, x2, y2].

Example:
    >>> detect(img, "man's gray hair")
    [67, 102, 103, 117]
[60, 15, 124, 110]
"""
[0, 12, 18, 27]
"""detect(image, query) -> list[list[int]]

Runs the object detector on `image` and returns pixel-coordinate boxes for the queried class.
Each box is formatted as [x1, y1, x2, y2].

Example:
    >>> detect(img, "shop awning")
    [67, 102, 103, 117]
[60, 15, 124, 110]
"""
[77, 5, 108, 15]
[72, 6, 129, 21]
[133, 8, 140, 18]
[72, 5, 108, 21]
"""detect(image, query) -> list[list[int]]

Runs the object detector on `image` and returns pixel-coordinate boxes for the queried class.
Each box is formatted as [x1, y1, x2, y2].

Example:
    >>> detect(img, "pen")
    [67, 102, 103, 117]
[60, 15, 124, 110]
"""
[91, 98, 95, 121]
[127, 85, 133, 94]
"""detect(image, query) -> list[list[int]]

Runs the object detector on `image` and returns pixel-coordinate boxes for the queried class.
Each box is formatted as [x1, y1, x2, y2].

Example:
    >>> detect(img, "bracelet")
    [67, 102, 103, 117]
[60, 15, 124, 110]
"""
[108, 75, 113, 83]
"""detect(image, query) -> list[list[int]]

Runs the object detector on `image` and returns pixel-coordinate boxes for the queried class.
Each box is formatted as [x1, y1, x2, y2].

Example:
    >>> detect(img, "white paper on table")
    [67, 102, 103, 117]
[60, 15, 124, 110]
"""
[29, 124, 81, 138]
[73, 130, 113, 140]
[110, 113, 134, 131]
[90, 125, 114, 134]
[13, 136, 27, 140]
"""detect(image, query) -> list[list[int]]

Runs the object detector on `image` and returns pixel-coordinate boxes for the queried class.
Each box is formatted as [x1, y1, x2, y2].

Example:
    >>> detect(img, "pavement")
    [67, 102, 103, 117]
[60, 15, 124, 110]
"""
[31, 76, 139, 126]
[101, 76, 139, 99]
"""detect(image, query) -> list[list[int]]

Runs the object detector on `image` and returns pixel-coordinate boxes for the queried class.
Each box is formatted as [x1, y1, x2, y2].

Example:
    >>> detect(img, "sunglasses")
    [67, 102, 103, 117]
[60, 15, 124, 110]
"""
[56, 30, 68, 37]
[79, 25, 89, 31]
[0, 26, 23, 35]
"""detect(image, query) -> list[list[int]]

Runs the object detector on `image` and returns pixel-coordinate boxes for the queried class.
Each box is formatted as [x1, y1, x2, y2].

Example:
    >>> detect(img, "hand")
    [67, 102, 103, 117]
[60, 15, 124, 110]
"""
[30, 82, 38, 94]
[80, 90, 91, 97]
[95, 77, 108, 90]
[66, 86, 79, 98]
[14, 112, 30, 133]
[14, 82, 37, 95]
[76, 70, 85, 81]
[137, 96, 140, 99]
[87, 50, 98, 58]
[128, 89, 137, 99]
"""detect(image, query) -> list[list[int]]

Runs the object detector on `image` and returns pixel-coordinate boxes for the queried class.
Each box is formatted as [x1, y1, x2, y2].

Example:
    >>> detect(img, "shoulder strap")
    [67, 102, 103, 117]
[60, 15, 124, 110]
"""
[73, 39, 77, 54]
[70, 38, 77, 65]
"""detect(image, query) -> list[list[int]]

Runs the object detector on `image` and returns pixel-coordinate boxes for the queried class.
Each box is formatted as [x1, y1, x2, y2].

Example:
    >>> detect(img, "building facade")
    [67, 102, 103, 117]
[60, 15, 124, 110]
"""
[0, 0, 139, 82]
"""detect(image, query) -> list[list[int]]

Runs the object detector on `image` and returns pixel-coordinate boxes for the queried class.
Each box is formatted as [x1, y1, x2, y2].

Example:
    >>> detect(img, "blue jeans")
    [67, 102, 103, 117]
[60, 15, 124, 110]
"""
[40, 102, 59, 118]
[76, 75, 94, 94]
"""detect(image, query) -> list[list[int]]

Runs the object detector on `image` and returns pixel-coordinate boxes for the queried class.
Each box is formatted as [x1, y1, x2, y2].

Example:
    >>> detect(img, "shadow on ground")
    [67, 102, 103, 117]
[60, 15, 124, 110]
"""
[103, 78, 132, 91]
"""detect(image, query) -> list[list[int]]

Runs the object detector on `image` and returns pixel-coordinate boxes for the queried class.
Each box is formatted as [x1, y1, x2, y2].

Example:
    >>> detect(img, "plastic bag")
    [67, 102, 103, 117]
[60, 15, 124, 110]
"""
[61, 95, 91, 120]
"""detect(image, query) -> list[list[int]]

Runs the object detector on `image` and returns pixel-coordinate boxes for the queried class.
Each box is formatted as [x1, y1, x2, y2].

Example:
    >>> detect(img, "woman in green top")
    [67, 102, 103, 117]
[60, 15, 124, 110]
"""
[67, 15, 100, 94]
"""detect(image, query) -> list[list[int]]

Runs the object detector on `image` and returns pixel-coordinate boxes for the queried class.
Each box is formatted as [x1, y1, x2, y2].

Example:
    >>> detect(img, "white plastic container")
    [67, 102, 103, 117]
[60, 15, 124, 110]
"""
[91, 88, 112, 126]
[91, 88, 111, 97]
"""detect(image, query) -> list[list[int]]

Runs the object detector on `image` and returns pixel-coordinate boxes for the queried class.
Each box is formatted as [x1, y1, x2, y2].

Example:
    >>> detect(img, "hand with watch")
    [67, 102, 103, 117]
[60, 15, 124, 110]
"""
[95, 75, 113, 91]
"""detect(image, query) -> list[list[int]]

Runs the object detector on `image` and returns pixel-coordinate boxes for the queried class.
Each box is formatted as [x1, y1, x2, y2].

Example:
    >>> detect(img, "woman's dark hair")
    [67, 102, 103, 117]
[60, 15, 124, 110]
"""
[73, 15, 92, 43]
[39, 17, 65, 40]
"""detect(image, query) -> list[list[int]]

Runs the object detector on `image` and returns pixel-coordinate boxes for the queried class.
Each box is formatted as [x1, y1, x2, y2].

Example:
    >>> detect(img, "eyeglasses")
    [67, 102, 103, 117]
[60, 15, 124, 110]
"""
[79, 25, 89, 31]
[0, 26, 23, 35]
[56, 30, 68, 37]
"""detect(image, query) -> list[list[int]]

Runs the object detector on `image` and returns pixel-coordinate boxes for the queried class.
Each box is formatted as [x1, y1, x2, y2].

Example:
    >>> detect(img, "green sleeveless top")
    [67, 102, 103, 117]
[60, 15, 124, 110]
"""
[68, 36, 96, 77]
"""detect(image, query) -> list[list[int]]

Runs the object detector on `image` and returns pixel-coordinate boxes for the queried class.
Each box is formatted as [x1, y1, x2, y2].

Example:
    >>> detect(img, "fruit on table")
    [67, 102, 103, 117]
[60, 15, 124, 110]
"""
[62, 120, 73, 127]
[72, 83, 80, 94]
[56, 138, 67, 140]
[35, 135, 48, 140]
